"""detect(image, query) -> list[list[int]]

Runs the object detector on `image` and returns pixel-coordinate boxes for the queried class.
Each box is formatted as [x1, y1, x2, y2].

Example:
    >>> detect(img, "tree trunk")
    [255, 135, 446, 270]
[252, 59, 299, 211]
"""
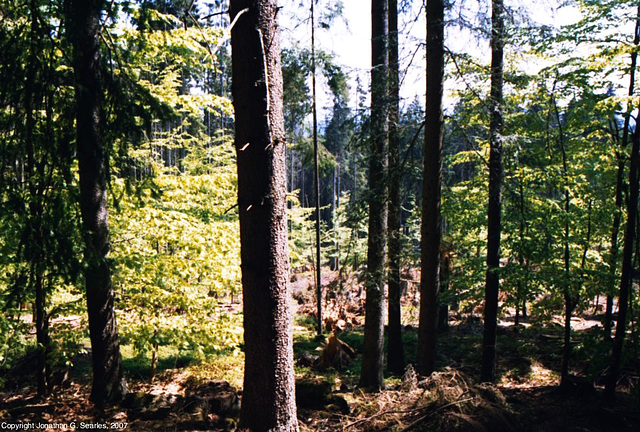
[605, 294, 614, 338]
[34, 273, 51, 396]
[515, 179, 527, 327]
[311, 0, 323, 338]
[229, 1, 298, 429]
[559, 114, 574, 387]
[605, 7, 639, 341]
[360, 0, 389, 391]
[25, 0, 51, 397]
[418, 0, 445, 376]
[387, 0, 405, 376]
[438, 253, 451, 331]
[548, 79, 578, 388]
[480, 0, 504, 383]
[68, 0, 126, 406]
[604, 125, 640, 400]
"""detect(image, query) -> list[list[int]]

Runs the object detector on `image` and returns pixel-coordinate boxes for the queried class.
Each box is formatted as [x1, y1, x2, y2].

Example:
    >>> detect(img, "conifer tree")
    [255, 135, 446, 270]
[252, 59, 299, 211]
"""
[229, 1, 298, 428]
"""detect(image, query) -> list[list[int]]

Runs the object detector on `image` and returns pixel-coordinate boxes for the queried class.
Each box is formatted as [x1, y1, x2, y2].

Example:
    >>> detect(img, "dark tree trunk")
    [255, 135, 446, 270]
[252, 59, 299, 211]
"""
[34, 273, 51, 396]
[605, 294, 614, 338]
[387, 0, 405, 376]
[558, 108, 574, 387]
[360, 0, 389, 391]
[515, 180, 527, 327]
[25, 0, 51, 397]
[229, 1, 298, 429]
[605, 10, 639, 341]
[604, 126, 640, 400]
[311, 0, 323, 337]
[480, 0, 504, 383]
[418, 0, 444, 376]
[438, 253, 451, 332]
[68, 0, 126, 407]
[548, 79, 578, 388]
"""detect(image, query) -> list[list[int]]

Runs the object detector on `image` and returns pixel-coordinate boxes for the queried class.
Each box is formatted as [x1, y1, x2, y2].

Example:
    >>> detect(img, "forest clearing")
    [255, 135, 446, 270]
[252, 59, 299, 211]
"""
[2, 0, 640, 431]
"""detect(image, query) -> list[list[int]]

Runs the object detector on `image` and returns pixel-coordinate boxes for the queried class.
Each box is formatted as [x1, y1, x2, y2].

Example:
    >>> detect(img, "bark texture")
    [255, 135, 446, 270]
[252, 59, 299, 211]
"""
[68, 0, 126, 406]
[360, 0, 389, 391]
[418, 0, 444, 376]
[229, 1, 298, 429]
[480, 0, 504, 383]
[387, 0, 404, 376]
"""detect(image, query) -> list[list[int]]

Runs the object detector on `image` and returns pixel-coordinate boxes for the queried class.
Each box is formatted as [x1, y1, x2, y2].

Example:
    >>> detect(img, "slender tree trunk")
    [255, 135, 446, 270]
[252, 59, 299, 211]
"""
[550, 85, 578, 387]
[387, 0, 405, 376]
[515, 179, 527, 327]
[560, 123, 573, 387]
[438, 254, 451, 331]
[604, 125, 640, 400]
[24, 0, 50, 397]
[418, 0, 445, 376]
[34, 273, 51, 396]
[360, 0, 389, 391]
[311, 0, 323, 337]
[562, 198, 592, 386]
[68, 0, 126, 406]
[229, 2, 298, 429]
[480, 0, 504, 383]
[605, 294, 614, 337]
[605, 9, 639, 341]
[606, 155, 625, 341]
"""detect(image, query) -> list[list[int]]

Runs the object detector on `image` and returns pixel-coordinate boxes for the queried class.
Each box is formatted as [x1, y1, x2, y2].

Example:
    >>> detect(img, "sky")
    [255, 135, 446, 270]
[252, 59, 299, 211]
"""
[275, 0, 597, 121]
[279, 0, 428, 117]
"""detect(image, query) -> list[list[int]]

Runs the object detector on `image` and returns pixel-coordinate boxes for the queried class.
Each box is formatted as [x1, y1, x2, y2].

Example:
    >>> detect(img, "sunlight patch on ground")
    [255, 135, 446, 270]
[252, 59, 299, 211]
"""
[551, 315, 602, 331]
[500, 361, 560, 388]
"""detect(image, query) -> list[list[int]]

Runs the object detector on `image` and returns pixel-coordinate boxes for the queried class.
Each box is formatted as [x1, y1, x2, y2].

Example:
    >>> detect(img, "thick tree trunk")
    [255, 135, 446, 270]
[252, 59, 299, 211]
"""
[418, 0, 445, 376]
[229, 2, 298, 430]
[480, 0, 504, 383]
[387, 0, 405, 376]
[360, 0, 389, 391]
[68, 0, 126, 406]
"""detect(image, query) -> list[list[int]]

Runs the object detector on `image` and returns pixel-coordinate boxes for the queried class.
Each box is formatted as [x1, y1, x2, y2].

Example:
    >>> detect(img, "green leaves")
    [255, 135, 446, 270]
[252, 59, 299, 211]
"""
[110, 162, 242, 359]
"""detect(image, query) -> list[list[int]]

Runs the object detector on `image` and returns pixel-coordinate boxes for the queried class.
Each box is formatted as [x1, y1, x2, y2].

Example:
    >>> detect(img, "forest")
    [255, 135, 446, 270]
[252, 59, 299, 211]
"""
[1, 0, 640, 431]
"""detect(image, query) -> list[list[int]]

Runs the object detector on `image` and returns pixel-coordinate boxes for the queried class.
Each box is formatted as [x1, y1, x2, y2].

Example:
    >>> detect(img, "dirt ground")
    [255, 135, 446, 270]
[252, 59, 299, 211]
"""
[1, 273, 639, 431]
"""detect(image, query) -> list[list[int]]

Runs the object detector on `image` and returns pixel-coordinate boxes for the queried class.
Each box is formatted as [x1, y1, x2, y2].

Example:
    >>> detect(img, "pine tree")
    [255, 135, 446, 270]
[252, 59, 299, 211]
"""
[229, 1, 298, 429]
[68, 0, 127, 406]
[480, 0, 504, 383]
[418, 0, 445, 376]
[360, 0, 389, 391]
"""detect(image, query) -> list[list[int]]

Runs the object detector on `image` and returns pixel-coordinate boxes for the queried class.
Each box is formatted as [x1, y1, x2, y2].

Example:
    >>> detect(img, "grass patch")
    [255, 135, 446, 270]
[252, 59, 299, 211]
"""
[186, 350, 245, 389]
[120, 344, 199, 380]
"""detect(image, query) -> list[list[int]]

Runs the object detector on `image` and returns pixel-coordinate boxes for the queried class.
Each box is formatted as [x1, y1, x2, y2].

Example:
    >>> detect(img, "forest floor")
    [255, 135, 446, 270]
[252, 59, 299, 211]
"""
[1, 270, 639, 431]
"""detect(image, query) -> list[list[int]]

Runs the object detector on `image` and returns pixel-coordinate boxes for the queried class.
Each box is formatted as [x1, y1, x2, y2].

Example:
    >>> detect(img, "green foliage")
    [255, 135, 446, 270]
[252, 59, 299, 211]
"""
[288, 193, 316, 270]
[0, 312, 28, 376]
[110, 143, 242, 360]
